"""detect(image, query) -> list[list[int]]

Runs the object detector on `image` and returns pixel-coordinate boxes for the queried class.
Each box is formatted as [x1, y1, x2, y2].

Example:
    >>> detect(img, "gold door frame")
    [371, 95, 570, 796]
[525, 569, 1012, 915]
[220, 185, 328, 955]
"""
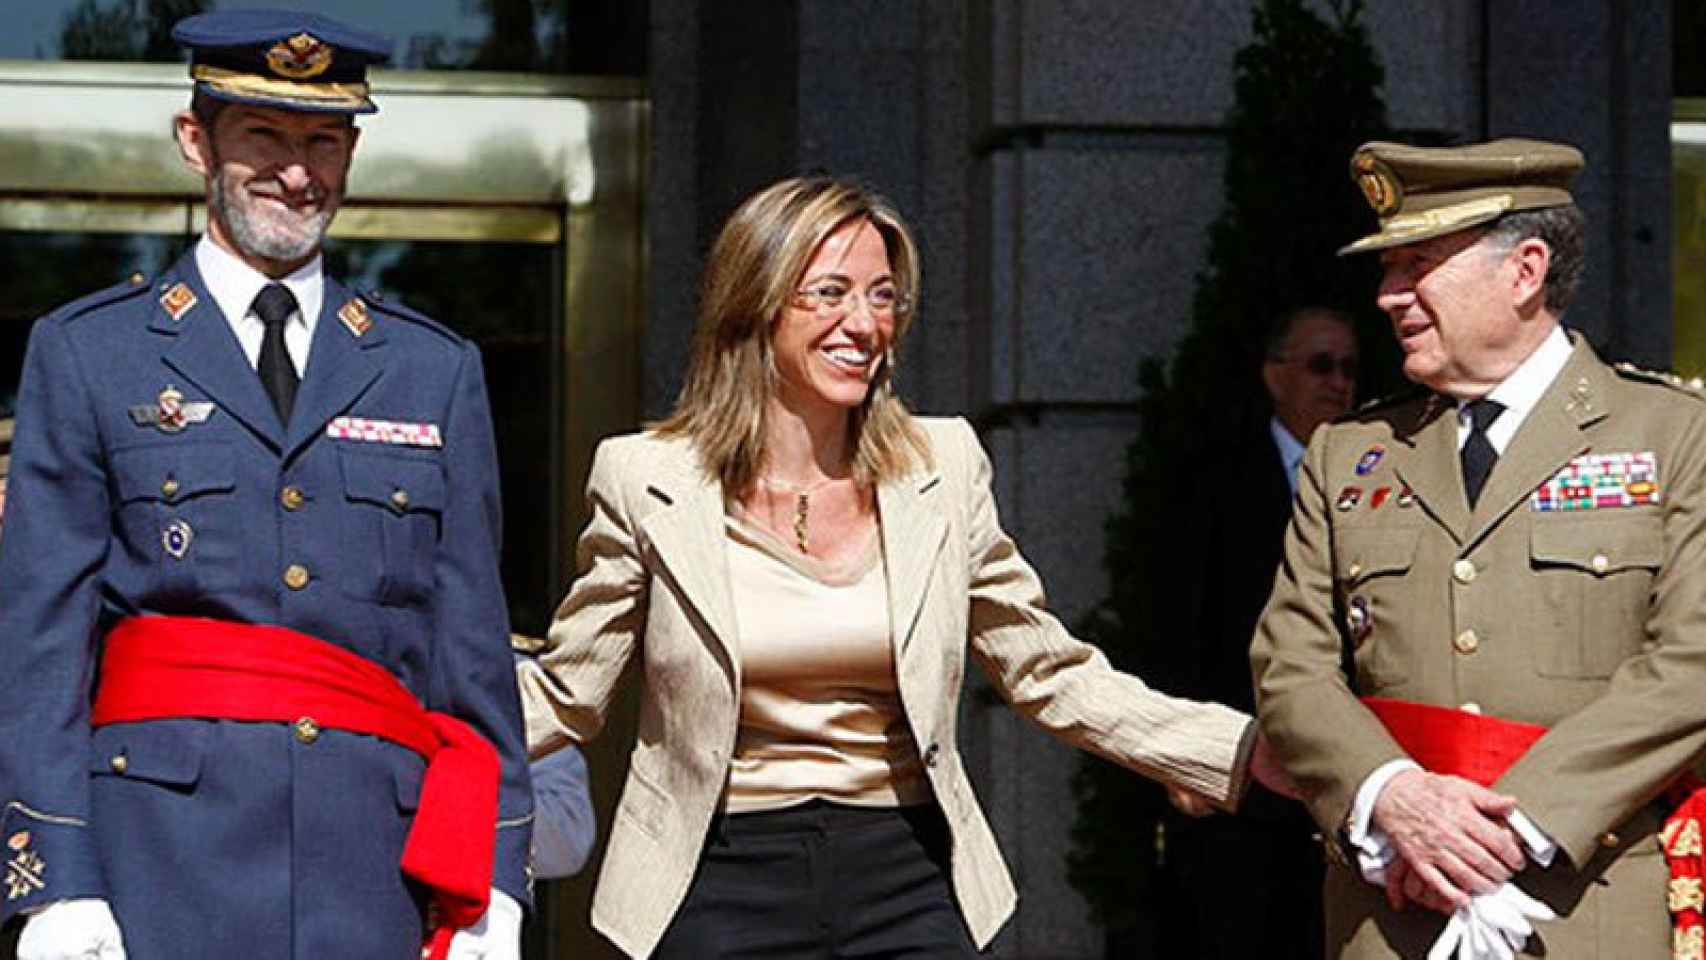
[0, 59, 647, 604]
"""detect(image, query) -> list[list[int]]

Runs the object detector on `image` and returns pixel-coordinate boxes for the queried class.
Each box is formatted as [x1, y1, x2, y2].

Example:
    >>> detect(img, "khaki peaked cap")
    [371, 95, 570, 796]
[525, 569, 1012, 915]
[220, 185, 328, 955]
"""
[1339, 138, 1584, 255]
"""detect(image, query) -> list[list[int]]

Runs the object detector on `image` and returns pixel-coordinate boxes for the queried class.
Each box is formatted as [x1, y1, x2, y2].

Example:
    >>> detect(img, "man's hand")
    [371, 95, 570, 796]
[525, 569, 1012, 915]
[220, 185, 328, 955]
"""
[1250, 728, 1302, 800]
[18, 898, 127, 960]
[1371, 769, 1526, 911]
[1167, 785, 1216, 818]
[445, 889, 522, 960]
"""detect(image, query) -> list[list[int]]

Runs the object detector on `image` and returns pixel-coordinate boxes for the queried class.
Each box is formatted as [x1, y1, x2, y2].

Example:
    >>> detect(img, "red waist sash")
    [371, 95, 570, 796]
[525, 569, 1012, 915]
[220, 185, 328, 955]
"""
[92, 615, 499, 960]
[1363, 696, 1704, 959]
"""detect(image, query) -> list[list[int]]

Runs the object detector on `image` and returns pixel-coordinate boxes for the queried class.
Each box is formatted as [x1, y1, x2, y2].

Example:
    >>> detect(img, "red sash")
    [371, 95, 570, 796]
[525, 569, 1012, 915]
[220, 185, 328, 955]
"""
[1363, 696, 1704, 959]
[92, 615, 499, 960]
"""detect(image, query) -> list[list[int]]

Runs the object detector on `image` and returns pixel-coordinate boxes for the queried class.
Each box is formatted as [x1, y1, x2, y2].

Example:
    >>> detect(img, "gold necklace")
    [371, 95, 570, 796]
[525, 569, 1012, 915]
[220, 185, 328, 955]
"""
[757, 474, 845, 553]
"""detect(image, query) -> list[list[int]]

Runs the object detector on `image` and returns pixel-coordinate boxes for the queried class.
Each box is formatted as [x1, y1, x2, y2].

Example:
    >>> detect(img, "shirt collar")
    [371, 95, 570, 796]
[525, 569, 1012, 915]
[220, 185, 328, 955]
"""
[1456, 324, 1572, 446]
[194, 235, 323, 333]
[1269, 416, 1308, 494]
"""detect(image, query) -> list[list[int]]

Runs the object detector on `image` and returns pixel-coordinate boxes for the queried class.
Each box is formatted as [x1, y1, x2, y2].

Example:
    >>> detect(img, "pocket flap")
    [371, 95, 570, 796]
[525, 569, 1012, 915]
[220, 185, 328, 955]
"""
[1335, 527, 1421, 583]
[89, 721, 211, 787]
[339, 450, 446, 514]
[1531, 516, 1663, 574]
[111, 442, 235, 504]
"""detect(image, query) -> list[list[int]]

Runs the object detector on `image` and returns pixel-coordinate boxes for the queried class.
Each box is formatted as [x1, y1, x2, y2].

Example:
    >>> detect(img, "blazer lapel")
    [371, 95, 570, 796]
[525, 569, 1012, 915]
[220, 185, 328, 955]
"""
[878, 466, 947, 660]
[154, 255, 284, 451]
[282, 280, 385, 462]
[1465, 339, 1605, 546]
[1391, 394, 1469, 545]
[637, 460, 742, 687]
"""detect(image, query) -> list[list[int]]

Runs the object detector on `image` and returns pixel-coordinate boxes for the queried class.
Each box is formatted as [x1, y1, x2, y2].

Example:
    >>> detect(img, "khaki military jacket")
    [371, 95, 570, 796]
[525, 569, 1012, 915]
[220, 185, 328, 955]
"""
[1251, 336, 1706, 958]
[521, 417, 1253, 957]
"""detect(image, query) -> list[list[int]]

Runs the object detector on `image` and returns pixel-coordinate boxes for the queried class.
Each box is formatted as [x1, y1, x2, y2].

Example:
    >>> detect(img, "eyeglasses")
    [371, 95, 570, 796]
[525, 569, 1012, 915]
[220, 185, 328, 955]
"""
[1281, 352, 1358, 379]
[791, 281, 912, 317]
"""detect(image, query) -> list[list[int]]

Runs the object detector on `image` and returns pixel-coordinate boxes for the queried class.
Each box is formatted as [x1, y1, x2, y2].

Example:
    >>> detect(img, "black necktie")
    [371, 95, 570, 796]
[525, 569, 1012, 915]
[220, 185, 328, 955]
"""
[253, 283, 300, 425]
[1460, 398, 1505, 508]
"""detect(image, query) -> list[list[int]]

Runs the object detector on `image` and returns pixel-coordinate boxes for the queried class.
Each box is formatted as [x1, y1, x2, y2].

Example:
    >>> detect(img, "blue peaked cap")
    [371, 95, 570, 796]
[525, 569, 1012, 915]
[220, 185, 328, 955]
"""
[173, 9, 392, 115]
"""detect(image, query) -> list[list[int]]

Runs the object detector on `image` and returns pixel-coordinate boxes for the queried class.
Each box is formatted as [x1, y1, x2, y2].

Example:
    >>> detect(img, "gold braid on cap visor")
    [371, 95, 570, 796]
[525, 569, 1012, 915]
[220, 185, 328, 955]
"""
[192, 65, 370, 109]
[1341, 194, 1516, 254]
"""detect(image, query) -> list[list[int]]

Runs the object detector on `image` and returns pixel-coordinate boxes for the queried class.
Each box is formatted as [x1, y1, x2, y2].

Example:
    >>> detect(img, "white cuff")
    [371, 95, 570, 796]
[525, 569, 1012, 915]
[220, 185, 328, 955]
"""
[1504, 809, 1555, 868]
[1348, 759, 1420, 885]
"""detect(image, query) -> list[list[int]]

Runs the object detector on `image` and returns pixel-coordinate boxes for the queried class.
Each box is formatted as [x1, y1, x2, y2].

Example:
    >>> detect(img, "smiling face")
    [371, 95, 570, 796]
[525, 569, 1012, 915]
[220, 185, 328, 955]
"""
[176, 103, 358, 276]
[1375, 228, 1550, 397]
[770, 218, 898, 421]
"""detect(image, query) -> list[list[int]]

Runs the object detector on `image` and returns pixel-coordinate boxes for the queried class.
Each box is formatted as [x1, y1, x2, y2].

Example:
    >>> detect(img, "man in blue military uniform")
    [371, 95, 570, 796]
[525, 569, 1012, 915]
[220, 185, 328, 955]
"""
[0, 11, 531, 960]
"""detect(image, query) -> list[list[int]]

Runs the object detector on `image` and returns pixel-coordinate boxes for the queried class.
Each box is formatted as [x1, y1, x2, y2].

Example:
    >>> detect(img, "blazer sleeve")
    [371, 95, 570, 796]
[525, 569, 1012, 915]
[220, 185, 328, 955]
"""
[431, 341, 534, 905]
[1496, 405, 1706, 866]
[954, 419, 1255, 808]
[521, 437, 650, 757]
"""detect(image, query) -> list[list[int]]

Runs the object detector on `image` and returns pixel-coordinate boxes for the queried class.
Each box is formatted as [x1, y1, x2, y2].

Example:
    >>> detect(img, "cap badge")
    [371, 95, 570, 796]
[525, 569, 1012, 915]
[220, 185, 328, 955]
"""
[339, 298, 372, 337]
[1354, 153, 1402, 217]
[267, 32, 333, 80]
[159, 282, 198, 322]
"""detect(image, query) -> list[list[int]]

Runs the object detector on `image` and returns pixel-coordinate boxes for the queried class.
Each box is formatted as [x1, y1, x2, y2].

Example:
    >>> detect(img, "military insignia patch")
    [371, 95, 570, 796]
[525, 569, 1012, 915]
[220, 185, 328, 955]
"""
[129, 385, 216, 433]
[159, 282, 198, 322]
[326, 416, 443, 448]
[1335, 486, 1362, 511]
[162, 519, 194, 560]
[267, 32, 333, 80]
[1532, 451, 1660, 512]
[5, 831, 45, 902]
[1369, 486, 1392, 510]
[338, 298, 372, 338]
[1355, 445, 1385, 477]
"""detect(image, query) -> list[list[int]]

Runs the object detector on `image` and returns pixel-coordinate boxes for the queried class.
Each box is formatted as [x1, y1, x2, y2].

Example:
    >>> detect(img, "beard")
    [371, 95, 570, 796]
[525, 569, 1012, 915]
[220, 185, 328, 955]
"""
[209, 163, 338, 264]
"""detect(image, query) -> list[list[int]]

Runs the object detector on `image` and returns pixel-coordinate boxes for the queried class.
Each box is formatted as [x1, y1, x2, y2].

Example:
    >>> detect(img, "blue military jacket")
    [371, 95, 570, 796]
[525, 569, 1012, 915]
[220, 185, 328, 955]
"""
[0, 251, 532, 958]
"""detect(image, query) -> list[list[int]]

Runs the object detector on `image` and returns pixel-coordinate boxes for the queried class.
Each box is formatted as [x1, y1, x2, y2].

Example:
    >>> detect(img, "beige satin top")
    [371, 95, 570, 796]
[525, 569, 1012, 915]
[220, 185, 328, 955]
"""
[721, 511, 929, 813]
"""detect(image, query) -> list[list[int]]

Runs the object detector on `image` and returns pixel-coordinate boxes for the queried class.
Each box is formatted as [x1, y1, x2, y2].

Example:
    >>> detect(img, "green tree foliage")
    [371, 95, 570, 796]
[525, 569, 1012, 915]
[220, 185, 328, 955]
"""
[61, 0, 207, 61]
[1066, 0, 1392, 948]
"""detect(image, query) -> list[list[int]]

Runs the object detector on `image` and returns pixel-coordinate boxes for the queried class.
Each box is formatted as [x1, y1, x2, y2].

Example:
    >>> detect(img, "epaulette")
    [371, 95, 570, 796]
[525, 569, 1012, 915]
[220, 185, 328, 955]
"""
[1337, 385, 1430, 422]
[357, 288, 463, 345]
[42, 271, 154, 326]
[1612, 361, 1706, 399]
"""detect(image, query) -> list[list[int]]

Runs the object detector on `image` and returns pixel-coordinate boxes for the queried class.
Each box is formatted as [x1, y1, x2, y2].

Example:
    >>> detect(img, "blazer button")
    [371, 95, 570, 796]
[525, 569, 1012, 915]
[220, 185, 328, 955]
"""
[1600, 831, 1620, 849]
[1590, 553, 1610, 574]
[1452, 559, 1476, 584]
[161, 477, 181, 500]
[1453, 630, 1480, 655]
[109, 754, 129, 774]
[922, 743, 940, 768]
[280, 486, 306, 511]
[294, 717, 321, 744]
[390, 488, 411, 511]
[283, 564, 311, 590]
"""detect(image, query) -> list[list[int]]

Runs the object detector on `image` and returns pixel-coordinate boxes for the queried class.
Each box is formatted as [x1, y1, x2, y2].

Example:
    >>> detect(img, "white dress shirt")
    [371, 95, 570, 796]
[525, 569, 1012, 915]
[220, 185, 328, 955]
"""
[1270, 416, 1308, 496]
[194, 235, 321, 377]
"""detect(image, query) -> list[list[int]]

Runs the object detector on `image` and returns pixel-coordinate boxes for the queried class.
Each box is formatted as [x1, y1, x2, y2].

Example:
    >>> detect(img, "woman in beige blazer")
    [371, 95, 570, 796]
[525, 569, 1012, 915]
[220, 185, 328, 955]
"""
[519, 176, 1283, 958]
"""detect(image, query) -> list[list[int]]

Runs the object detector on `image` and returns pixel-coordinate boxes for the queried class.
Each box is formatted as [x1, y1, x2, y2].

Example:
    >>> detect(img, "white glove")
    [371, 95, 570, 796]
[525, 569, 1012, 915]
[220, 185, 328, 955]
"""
[18, 898, 127, 960]
[1426, 883, 1556, 960]
[444, 889, 522, 960]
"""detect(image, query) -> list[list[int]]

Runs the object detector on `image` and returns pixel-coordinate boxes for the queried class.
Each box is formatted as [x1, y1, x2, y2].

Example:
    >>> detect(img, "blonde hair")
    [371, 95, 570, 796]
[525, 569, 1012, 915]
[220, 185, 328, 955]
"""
[654, 175, 932, 494]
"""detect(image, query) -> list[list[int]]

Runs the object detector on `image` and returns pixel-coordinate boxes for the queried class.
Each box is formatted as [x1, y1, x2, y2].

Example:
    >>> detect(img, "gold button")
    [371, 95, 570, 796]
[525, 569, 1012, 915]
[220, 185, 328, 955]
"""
[281, 486, 305, 511]
[1591, 553, 1609, 574]
[1600, 831, 1619, 848]
[1347, 562, 1364, 580]
[1459, 702, 1482, 715]
[161, 478, 180, 500]
[110, 755, 129, 774]
[283, 564, 310, 590]
[390, 488, 410, 511]
[1453, 629, 1480, 655]
[1452, 559, 1476, 584]
[128, 272, 145, 286]
[293, 717, 321, 744]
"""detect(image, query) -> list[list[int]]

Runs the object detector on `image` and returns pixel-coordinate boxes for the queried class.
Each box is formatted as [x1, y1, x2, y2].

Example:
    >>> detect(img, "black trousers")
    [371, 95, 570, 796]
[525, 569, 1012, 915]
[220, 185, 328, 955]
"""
[653, 800, 980, 959]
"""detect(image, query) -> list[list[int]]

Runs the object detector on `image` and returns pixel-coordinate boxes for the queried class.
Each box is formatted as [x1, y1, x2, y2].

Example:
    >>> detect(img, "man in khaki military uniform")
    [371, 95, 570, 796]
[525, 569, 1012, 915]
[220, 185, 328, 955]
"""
[1251, 138, 1706, 959]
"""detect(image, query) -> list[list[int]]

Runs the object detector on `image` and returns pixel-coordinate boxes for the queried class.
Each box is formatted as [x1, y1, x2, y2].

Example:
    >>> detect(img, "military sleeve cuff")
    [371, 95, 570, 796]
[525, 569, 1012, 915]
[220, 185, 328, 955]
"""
[1, 807, 106, 926]
[492, 816, 534, 913]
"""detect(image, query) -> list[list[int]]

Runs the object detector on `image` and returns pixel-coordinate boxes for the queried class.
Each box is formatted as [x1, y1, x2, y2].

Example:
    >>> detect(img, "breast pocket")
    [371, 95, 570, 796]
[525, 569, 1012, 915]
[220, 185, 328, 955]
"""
[1334, 526, 1421, 690]
[1530, 514, 1662, 678]
[337, 449, 446, 606]
[109, 441, 239, 594]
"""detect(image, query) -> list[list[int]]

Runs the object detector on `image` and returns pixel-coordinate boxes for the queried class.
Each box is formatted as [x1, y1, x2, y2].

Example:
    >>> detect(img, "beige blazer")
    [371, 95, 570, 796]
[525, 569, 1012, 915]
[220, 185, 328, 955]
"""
[1251, 338, 1706, 958]
[521, 416, 1253, 957]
